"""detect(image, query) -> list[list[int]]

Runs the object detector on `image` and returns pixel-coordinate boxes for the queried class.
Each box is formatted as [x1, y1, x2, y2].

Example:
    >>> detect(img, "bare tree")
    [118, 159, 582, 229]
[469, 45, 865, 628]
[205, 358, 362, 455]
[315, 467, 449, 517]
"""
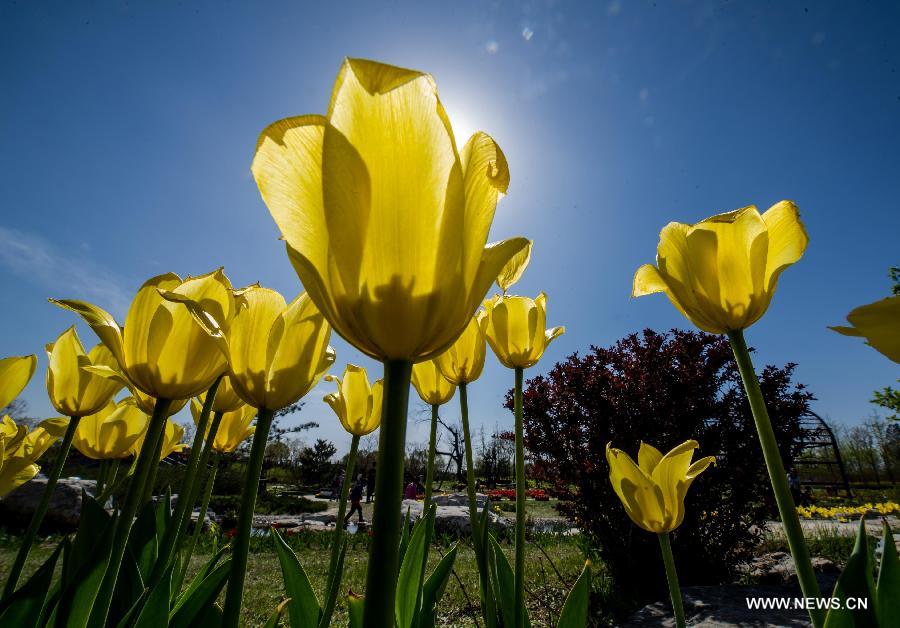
[435, 415, 465, 485]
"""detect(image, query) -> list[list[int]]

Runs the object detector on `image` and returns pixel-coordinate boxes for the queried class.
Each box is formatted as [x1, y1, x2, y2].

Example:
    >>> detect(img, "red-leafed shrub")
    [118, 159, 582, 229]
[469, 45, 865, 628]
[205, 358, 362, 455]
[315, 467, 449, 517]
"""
[506, 329, 810, 603]
[526, 488, 549, 501]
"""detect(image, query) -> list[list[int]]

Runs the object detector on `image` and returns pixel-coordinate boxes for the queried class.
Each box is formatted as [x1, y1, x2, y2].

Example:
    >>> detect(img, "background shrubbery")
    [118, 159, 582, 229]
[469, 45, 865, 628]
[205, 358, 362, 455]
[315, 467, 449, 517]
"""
[514, 329, 811, 605]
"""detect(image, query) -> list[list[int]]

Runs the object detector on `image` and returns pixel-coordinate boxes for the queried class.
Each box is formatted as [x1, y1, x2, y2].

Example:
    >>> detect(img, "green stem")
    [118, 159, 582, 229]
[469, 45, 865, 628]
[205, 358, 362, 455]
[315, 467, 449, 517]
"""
[320, 434, 359, 628]
[222, 407, 275, 628]
[728, 330, 824, 628]
[513, 366, 526, 628]
[658, 532, 685, 628]
[175, 451, 220, 596]
[2, 415, 80, 599]
[362, 360, 412, 628]
[97, 456, 134, 505]
[460, 382, 496, 628]
[424, 404, 439, 511]
[96, 459, 109, 497]
[141, 419, 167, 505]
[149, 377, 221, 586]
[89, 397, 173, 627]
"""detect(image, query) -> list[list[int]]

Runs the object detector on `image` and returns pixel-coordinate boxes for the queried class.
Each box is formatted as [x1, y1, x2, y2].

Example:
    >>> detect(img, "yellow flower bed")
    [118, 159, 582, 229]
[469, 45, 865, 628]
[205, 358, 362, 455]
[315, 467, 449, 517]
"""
[797, 502, 900, 520]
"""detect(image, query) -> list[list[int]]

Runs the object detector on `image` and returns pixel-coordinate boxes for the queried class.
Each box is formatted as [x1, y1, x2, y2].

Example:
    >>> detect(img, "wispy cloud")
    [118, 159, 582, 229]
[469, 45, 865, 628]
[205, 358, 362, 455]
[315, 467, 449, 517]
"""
[0, 226, 131, 317]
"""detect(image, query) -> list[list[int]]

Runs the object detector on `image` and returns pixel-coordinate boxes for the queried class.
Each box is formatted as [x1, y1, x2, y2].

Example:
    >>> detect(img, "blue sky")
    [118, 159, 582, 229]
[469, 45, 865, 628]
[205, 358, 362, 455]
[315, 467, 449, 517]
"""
[2, 1, 898, 454]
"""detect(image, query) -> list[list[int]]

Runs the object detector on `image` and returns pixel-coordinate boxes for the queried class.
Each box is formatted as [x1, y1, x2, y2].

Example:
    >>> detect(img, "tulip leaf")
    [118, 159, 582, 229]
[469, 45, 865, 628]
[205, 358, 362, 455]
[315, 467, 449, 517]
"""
[823, 517, 877, 628]
[128, 501, 159, 582]
[419, 544, 458, 628]
[155, 487, 172, 541]
[395, 506, 430, 628]
[264, 599, 290, 628]
[168, 558, 231, 628]
[132, 564, 172, 628]
[399, 507, 412, 569]
[0, 537, 65, 627]
[347, 592, 364, 628]
[272, 527, 321, 628]
[557, 561, 592, 628]
[64, 492, 112, 589]
[172, 544, 228, 611]
[876, 520, 899, 627]
[489, 534, 531, 628]
[49, 512, 118, 628]
[318, 537, 348, 628]
[108, 547, 145, 625]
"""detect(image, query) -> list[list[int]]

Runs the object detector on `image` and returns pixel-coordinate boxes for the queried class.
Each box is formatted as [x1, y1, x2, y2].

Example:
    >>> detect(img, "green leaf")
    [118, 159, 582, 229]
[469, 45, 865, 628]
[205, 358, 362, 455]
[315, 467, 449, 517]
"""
[50, 512, 118, 628]
[876, 519, 899, 628]
[128, 501, 159, 582]
[419, 545, 458, 628]
[264, 599, 291, 628]
[272, 527, 321, 628]
[318, 538, 348, 628]
[399, 507, 412, 569]
[172, 544, 228, 611]
[557, 560, 591, 628]
[169, 558, 231, 628]
[0, 538, 65, 627]
[395, 508, 431, 628]
[64, 492, 112, 590]
[823, 517, 877, 628]
[132, 564, 172, 628]
[108, 547, 145, 625]
[489, 535, 516, 628]
[155, 487, 172, 541]
[347, 592, 364, 628]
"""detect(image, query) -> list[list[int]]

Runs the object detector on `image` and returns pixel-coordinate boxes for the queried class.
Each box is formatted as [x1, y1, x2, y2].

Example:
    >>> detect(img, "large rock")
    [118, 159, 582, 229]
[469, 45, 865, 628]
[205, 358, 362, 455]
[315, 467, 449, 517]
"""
[431, 492, 488, 508]
[0, 476, 102, 531]
[402, 499, 508, 535]
[742, 551, 838, 585]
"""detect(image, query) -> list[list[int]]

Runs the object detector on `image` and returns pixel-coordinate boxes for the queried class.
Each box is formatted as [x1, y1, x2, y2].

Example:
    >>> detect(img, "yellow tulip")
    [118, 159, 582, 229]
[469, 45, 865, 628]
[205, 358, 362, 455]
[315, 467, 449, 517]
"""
[324, 364, 383, 437]
[411, 359, 456, 406]
[45, 327, 123, 417]
[633, 202, 808, 334]
[436, 316, 487, 384]
[251, 58, 530, 361]
[197, 374, 245, 414]
[190, 399, 255, 453]
[130, 418, 186, 460]
[167, 286, 335, 411]
[0, 354, 37, 410]
[496, 240, 533, 294]
[606, 440, 715, 533]
[72, 398, 149, 459]
[0, 416, 65, 496]
[829, 295, 900, 363]
[480, 293, 565, 369]
[51, 269, 235, 400]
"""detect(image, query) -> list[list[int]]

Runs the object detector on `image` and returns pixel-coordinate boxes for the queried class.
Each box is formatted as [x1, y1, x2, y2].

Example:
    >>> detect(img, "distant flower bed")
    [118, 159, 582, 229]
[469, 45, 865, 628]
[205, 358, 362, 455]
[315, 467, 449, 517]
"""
[797, 502, 899, 521]
[486, 488, 549, 501]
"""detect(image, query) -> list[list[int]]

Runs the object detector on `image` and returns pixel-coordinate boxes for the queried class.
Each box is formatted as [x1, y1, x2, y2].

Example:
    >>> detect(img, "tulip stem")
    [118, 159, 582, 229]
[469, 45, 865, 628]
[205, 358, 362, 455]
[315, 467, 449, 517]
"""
[460, 382, 496, 628]
[89, 397, 173, 627]
[362, 359, 412, 628]
[98, 457, 134, 504]
[3, 415, 80, 600]
[727, 330, 824, 628]
[424, 403, 439, 510]
[96, 459, 110, 496]
[513, 366, 526, 628]
[141, 422, 167, 504]
[175, 450, 220, 597]
[223, 407, 275, 628]
[150, 377, 221, 587]
[320, 433, 359, 628]
[658, 532, 685, 628]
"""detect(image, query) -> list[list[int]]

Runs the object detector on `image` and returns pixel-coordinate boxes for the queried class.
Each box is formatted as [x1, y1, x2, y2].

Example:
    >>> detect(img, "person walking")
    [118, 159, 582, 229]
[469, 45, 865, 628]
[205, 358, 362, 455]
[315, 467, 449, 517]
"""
[345, 475, 365, 527]
[366, 463, 376, 503]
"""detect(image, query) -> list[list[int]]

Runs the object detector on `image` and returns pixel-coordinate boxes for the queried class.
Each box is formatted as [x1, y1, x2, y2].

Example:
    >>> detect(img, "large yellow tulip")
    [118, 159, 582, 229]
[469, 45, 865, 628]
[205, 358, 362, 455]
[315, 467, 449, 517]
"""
[251, 58, 529, 361]
[411, 359, 456, 406]
[435, 316, 487, 384]
[190, 399, 255, 453]
[0, 355, 37, 410]
[606, 440, 715, 534]
[324, 364, 383, 437]
[72, 398, 149, 459]
[0, 416, 65, 496]
[45, 327, 123, 417]
[481, 293, 565, 369]
[51, 269, 235, 400]
[130, 418, 186, 460]
[830, 295, 900, 363]
[633, 202, 808, 334]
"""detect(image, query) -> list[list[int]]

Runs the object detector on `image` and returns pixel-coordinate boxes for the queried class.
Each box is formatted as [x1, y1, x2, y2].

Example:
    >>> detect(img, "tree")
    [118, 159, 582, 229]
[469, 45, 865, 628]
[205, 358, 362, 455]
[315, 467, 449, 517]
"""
[435, 415, 465, 484]
[299, 438, 337, 486]
[512, 329, 810, 603]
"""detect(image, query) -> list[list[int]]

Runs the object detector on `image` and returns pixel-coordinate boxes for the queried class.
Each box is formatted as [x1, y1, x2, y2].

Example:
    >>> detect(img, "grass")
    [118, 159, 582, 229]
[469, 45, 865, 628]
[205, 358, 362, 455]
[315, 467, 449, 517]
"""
[0, 527, 595, 627]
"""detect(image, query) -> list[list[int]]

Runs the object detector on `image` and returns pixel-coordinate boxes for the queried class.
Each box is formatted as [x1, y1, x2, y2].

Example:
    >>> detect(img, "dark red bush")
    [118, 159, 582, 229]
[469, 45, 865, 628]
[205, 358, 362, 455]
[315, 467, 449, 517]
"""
[506, 329, 810, 604]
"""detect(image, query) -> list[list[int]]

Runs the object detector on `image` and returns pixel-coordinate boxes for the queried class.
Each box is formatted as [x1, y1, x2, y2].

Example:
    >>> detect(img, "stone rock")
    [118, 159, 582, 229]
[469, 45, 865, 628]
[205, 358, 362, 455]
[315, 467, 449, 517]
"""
[402, 499, 509, 535]
[742, 552, 838, 585]
[430, 492, 488, 507]
[0, 476, 104, 531]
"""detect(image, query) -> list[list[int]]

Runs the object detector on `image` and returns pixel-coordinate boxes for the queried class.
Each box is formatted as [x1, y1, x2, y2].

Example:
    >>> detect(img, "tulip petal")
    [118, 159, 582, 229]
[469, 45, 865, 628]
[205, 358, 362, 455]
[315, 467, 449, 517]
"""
[158, 288, 231, 360]
[606, 444, 665, 533]
[0, 355, 37, 409]
[466, 238, 532, 325]
[124, 273, 182, 385]
[830, 296, 900, 363]
[761, 201, 808, 294]
[545, 326, 565, 347]
[50, 299, 127, 369]
[637, 442, 663, 474]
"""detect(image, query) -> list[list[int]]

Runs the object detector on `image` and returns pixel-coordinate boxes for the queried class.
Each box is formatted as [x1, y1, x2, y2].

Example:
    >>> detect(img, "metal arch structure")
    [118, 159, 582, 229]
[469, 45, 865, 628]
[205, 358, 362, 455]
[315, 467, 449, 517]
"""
[792, 410, 853, 497]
